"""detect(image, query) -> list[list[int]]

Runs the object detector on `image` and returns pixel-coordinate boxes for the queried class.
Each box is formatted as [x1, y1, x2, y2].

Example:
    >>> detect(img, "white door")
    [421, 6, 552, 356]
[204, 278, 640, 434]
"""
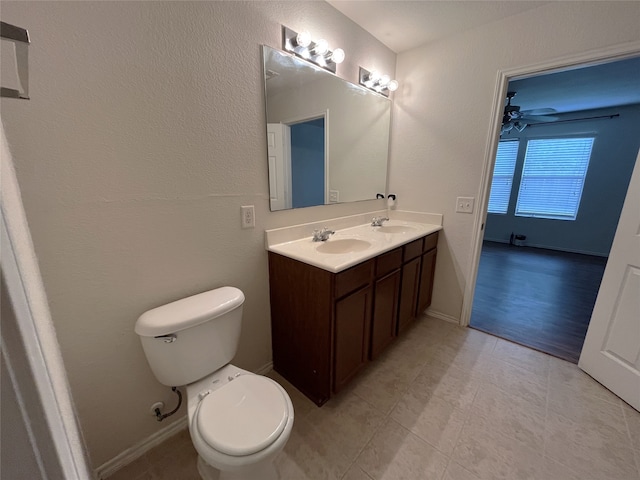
[579, 149, 640, 410]
[267, 123, 291, 210]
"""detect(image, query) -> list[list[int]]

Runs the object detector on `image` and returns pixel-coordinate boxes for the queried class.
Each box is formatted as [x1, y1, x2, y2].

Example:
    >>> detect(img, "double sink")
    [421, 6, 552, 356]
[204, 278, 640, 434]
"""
[268, 220, 441, 273]
[315, 224, 418, 254]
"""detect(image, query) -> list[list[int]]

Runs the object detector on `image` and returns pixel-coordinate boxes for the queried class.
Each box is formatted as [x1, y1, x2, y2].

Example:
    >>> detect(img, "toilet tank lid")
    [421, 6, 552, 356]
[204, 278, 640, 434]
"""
[135, 287, 245, 337]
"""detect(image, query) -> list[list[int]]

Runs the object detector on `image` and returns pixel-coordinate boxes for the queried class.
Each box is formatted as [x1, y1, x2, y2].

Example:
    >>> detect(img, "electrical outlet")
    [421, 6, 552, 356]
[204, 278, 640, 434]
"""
[329, 190, 339, 203]
[456, 196, 475, 214]
[241, 205, 255, 228]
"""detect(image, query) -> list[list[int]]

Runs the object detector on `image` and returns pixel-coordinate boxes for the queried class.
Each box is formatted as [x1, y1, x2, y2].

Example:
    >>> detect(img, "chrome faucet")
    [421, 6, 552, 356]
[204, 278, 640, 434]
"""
[312, 227, 335, 242]
[371, 216, 389, 227]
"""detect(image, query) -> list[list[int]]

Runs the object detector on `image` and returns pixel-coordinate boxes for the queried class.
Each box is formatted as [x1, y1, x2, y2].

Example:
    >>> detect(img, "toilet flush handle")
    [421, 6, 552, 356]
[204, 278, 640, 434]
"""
[154, 333, 177, 343]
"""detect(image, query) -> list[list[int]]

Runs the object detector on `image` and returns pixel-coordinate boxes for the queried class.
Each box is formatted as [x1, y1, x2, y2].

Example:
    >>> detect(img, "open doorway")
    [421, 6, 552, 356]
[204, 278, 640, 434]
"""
[469, 56, 640, 363]
[290, 117, 326, 208]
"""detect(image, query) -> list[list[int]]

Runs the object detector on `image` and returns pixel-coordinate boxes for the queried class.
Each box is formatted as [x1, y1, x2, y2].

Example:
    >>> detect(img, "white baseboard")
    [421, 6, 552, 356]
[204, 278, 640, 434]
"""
[95, 415, 188, 479]
[95, 363, 276, 479]
[424, 309, 461, 325]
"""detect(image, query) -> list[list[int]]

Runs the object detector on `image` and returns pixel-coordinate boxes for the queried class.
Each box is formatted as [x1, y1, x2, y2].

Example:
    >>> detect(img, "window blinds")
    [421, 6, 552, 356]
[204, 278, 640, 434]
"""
[515, 137, 594, 220]
[488, 141, 519, 214]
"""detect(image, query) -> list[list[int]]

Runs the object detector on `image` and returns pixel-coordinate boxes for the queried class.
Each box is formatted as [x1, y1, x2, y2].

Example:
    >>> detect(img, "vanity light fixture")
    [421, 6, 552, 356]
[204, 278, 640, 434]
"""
[359, 67, 398, 97]
[282, 26, 345, 73]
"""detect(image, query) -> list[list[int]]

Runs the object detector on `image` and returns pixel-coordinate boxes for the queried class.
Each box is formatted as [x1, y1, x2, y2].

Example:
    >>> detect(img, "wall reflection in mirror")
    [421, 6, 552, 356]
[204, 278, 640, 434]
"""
[262, 45, 391, 211]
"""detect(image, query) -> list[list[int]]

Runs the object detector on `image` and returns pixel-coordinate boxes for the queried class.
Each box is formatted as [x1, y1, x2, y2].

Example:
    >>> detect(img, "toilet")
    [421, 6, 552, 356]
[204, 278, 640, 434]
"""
[135, 287, 294, 480]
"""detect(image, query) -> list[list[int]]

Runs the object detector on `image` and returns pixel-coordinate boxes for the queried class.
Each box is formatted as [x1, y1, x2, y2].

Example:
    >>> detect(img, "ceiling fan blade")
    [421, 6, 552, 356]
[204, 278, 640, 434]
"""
[521, 108, 557, 115]
[519, 115, 559, 123]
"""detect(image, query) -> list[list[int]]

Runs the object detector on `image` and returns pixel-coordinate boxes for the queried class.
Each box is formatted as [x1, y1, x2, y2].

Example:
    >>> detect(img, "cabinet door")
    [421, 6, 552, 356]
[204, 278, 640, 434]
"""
[416, 249, 437, 315]
[398, 257, 421, 333]
[371, 270, 401, 359]
[334, 285, 372, 392]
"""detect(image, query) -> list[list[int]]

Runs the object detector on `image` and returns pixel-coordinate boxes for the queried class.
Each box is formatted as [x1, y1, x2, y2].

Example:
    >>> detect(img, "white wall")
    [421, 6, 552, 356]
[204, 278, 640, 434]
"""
[485, 104, 640, 256]
[1, 0, 394, 469]
[390, 1, 640, 321]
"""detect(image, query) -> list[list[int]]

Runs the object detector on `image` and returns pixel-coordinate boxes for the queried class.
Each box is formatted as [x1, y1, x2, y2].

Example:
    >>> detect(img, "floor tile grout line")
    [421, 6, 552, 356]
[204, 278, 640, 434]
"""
[543, 404, 640, 478]
[621, 404, 640, 476]
[343, 330, 456, 479]
[340, 409, 394, 480]
[446, 379, 481, 463]
[439, 456, 454, 480]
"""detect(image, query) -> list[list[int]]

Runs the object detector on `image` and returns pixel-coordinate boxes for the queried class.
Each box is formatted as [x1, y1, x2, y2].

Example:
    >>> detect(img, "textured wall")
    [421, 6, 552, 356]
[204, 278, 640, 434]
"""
[1, 1, 395, 468]
[390, 1, 640, 321]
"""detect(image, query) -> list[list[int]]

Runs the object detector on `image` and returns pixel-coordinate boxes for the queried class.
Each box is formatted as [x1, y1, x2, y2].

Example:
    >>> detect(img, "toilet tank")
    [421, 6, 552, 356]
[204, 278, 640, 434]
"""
[135, 287, 245, 386]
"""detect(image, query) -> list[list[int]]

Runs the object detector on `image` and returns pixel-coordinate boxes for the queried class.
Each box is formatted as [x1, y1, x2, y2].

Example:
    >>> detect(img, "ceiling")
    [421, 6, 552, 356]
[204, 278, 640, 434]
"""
[327, 0, 548, 54]
[508, 57, 640, 114]
[328, 1, 640, 114]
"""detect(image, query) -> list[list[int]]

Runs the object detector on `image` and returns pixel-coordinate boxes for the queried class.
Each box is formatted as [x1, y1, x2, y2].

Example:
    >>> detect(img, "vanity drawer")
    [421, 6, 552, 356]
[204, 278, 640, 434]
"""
[403, 238, 424, 262]
[335, 260, 373, 298]
[375, 248, 402, 278]
[423, 232, 439, 252]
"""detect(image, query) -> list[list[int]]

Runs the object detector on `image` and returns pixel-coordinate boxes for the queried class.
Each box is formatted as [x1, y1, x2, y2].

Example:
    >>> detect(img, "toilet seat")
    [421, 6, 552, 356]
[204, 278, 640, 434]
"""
[195, 375, 289, 457]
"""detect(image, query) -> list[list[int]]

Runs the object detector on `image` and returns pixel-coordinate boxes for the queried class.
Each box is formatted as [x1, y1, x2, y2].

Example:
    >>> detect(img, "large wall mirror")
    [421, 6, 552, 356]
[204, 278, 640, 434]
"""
[262, 45, 391, 211]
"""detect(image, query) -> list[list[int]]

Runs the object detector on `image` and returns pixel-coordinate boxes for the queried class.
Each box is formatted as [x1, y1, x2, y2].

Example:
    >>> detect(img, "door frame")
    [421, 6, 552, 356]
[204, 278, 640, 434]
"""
[461, 40, 640, 327]
[1, 129, 93, 478]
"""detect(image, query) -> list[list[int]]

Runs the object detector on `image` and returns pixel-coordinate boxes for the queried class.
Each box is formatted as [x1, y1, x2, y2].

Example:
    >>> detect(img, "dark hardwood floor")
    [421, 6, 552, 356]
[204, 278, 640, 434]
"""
[470, 241, 608, 363]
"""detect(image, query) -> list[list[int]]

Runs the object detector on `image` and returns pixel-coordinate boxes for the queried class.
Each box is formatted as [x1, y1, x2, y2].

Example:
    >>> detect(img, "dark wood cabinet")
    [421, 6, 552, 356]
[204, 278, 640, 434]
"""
[370, 248, 402, 359]
[398, 256, 421, 333]
[397, 232, 439, 332]
[268, 231, 438, 406]
[417, 236, 438, 315]
[334, 285, 372, 392]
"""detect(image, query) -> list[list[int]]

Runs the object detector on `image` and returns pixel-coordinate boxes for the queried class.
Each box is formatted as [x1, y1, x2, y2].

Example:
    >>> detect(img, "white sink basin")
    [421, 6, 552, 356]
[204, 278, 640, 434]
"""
[376, 225, 416, 234]
[316, 238, 372, 254]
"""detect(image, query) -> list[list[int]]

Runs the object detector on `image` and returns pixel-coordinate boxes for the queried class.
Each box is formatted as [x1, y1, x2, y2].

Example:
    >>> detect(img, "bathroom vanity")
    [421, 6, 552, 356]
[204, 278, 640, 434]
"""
[266, 216, 441, 406]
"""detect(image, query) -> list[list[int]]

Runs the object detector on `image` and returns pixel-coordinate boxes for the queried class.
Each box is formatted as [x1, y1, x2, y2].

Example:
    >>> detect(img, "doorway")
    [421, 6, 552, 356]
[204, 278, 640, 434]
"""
[466, 54, 640, 363]
[290, 117, 325, 208]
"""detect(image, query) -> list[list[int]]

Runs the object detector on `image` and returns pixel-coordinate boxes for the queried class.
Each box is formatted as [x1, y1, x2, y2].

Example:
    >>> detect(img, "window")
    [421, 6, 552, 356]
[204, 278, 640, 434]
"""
[515, 137, 594, 220]
[488, 141, 519, 214]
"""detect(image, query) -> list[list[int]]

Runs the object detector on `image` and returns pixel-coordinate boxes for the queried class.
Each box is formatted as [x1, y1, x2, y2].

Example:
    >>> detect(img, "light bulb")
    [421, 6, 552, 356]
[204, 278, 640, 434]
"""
[369, 70, 381, 82]
[296, 31, 312, 48]
[387, 80, 399, 92]
[314, 39, 328, 55]
[331, 48, 345, 64]
[379, 74, 390, 86]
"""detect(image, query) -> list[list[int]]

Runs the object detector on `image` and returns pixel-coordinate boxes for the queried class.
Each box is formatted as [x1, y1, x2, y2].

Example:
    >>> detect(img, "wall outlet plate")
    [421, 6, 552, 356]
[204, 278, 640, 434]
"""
[456, 196, 475, 214]
[241, 205, 255, 228]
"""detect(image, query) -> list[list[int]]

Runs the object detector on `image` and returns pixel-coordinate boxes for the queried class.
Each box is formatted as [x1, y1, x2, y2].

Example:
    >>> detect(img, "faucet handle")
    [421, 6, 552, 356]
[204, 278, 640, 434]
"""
[312, 227, 335, 241]
[371, 216, 390, 226]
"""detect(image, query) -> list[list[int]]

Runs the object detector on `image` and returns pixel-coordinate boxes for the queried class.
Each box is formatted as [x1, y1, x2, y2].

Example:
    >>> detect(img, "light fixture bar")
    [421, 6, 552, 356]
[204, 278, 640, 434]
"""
[282, 26, 344, 74]
[359, 67, 398, 97]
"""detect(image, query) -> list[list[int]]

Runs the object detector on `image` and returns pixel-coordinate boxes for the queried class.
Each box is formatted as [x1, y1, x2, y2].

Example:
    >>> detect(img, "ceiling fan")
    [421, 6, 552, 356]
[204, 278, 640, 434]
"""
[501, 91, 558, 135]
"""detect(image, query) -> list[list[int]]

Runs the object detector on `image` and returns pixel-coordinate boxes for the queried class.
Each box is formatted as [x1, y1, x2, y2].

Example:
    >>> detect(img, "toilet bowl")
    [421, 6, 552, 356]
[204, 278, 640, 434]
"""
[135, 287, 294, 480]
[187, 365, 294, 480]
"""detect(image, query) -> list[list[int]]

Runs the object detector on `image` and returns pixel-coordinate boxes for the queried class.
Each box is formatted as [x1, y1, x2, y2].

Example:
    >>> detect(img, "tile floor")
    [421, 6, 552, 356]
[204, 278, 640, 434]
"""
[107, 316, 640, 480]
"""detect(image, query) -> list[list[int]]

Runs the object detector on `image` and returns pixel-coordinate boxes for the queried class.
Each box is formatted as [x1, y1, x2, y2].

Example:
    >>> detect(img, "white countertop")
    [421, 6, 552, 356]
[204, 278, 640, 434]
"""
[266, 213, 443, 273]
